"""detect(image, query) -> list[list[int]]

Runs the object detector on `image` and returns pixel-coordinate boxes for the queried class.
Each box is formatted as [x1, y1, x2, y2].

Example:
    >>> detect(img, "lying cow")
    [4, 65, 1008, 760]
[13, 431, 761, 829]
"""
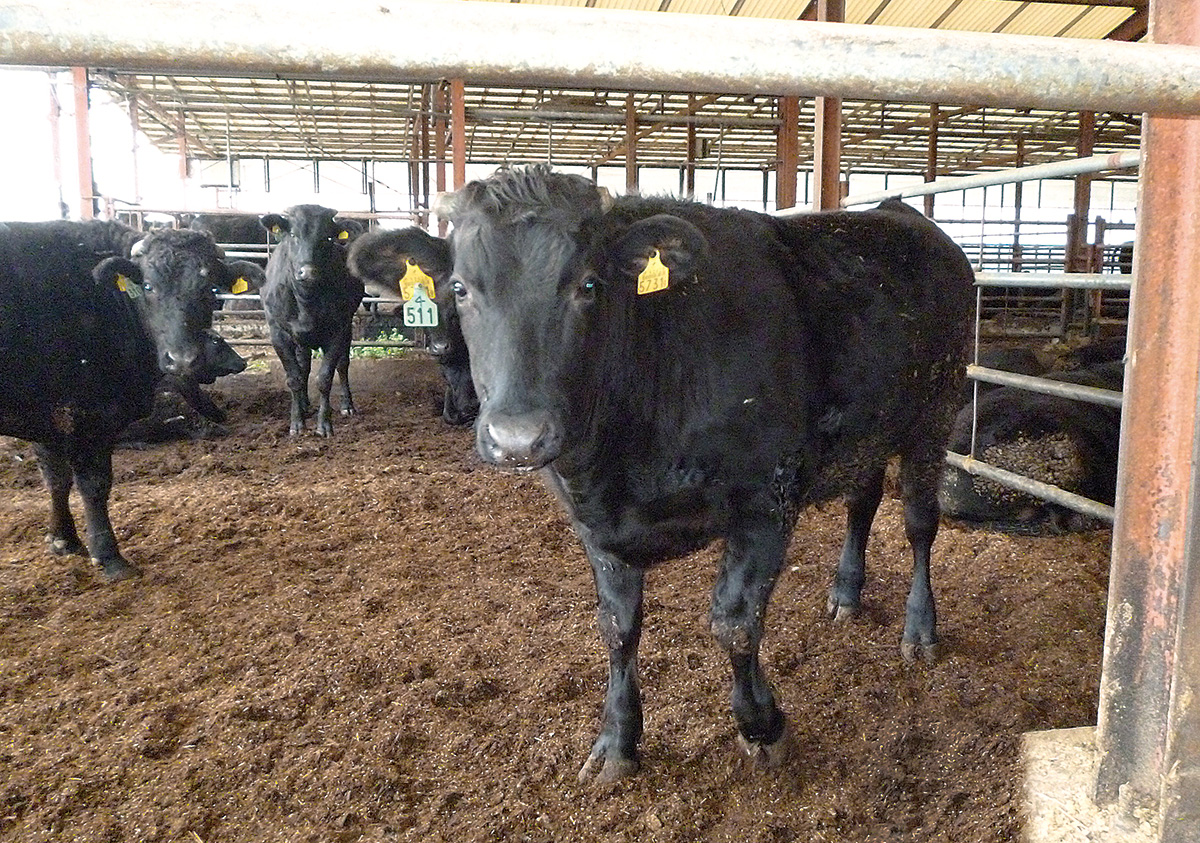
[437, 165, 974, 781]
[940, 360, 1124, 533]
[259, 205, 365, 436]
[0, 220, 264, 580]
[348, 227, 479, 425]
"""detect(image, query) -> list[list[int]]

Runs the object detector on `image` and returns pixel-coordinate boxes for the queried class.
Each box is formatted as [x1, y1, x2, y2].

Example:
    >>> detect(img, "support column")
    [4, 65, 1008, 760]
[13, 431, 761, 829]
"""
[450, 78, 466, 190]
[71, 67, 94, 220]
[811, 0, 843, 211]
[775, 95, 799, 210]
[1095, 4, 1200, 842]
[923, 102, 939, 218]
[685, 94, 697, 199]
[625, 93, 638, 194]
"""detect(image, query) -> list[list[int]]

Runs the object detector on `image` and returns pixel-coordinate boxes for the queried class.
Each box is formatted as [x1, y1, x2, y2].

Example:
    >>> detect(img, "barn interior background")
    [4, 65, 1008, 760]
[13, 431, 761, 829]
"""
[1, 0, 1198, 840]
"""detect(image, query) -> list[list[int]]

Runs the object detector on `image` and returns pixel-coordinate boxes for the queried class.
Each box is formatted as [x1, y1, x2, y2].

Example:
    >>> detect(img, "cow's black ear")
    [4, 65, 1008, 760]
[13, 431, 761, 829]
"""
[610, 214, 708, 293]
[260, 213, 289, 242]
[222, 260, 267, 294]
[93, 256, 143, 298]
[348, 228, 451, 286]
[335, 217, 364, 244]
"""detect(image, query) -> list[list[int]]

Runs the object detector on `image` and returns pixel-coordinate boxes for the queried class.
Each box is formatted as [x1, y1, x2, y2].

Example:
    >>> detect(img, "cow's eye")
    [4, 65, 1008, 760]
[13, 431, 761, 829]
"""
[451, 279, 468, 299]
[575, 274, 599, 302]
[142, 281, 155, 293]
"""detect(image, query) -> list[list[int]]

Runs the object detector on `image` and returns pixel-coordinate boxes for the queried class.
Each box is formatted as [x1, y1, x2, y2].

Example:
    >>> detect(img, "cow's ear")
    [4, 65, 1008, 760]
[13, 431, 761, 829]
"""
[609, 214, 708, 295]
[260, 213, 288, 242]
[222, 260, 267, 294]
[335, 217, 364, 244]
[93, 256, 144, 298]
[348, 228, 451, 288]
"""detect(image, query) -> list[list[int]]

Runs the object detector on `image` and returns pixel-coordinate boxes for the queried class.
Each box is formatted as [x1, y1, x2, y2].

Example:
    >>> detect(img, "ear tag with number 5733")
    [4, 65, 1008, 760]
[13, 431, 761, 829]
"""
[399, 259, 435, 301]
[637, 250, 670, 295]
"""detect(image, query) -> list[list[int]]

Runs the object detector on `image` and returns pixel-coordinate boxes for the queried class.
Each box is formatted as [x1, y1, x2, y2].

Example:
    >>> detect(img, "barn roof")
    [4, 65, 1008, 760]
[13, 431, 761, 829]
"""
[89, 0, 1146, 178]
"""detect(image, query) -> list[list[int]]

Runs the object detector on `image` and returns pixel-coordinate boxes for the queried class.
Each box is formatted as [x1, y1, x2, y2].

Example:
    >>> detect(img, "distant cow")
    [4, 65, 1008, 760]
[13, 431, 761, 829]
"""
[259, 205, 365, 436]
[439, 165, 974, 781]
[0, 220, 264, 580]
[940, 360, 1124, 533]
[348, 227, 479, 425]
[185, 213, 272, 267]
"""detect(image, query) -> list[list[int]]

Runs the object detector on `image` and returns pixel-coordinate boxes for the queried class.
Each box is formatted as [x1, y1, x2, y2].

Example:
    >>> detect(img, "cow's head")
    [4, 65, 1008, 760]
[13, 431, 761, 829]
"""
[348, 226, 479, 425]
[99, 229, 263, 382]
[442, 165, 708, 469]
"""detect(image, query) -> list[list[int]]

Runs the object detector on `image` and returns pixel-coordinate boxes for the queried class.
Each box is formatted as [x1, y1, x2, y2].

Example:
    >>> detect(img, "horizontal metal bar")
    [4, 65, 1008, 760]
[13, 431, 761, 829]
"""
[837, 151, 1141, 208]
[975, 271, 1133, 290]
[967, 365, 1125, 408]
[223, 338, 418, 349]
[2, 1, 1199, 115]
[944, 450, 1115, 523]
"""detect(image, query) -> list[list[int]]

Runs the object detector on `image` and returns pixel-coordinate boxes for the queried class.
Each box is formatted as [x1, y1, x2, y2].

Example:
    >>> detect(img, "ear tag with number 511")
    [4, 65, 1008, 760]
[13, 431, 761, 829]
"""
[637, 250, 670, 295]
[403, 286, 438, 328]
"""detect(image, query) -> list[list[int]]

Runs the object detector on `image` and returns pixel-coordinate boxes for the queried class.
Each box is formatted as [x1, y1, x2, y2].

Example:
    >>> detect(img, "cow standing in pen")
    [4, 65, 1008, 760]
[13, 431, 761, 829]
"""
[259, 205, 365, 436]
[0, 220, 264, 581]
[438, 165, 974, 782]
[348, 227, 479, 425]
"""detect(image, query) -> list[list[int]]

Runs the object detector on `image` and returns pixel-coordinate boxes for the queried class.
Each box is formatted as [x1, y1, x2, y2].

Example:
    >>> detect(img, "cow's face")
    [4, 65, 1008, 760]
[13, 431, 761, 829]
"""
[348, 226, 478, 425]
[446, 167, 708, 470]
[103, 230, 263, 381]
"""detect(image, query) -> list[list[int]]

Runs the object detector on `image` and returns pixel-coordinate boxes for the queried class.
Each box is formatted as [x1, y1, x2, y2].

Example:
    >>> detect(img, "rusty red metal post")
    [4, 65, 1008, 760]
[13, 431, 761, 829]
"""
[1095, 1, 1200, 839]
[71, 66, 94, 219]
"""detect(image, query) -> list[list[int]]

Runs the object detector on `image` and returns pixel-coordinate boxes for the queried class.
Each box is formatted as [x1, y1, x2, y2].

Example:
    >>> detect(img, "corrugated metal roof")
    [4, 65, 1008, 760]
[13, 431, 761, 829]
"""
[90, 0, 1147, 182]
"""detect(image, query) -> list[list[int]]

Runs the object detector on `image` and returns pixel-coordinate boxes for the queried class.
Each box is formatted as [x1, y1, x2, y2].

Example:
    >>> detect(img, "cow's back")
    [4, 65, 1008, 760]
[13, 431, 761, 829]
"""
[771, 206, 974, 459]
[0, 222, 158, 442]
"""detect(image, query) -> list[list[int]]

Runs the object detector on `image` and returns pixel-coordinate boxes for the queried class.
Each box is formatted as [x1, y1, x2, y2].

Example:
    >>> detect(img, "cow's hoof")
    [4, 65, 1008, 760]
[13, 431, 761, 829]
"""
[340, 407, 356, 417]
[738, 728, 790, 769]
[96, 557, 142, 583]
[901, 640, 939, 664]
[47, 535, 86, 557]
[578, 751, 638, 784]
[825, 593, 859, 621]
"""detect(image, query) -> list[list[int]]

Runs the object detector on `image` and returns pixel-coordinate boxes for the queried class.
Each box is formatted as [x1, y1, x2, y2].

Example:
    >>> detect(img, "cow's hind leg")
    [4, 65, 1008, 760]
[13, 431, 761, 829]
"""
[826, 463, 886, 621]
[578, 543, 644, 784]
[71, 444, 140, 582]
[33, 443, 85, 557]
[898, 454, 942, 663]
[711, 511, 790, 767]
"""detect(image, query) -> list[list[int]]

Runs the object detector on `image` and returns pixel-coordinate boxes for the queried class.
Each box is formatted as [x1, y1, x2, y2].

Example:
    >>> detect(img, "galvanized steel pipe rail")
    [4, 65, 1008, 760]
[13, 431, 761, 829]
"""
[1, 0, 1199, 115]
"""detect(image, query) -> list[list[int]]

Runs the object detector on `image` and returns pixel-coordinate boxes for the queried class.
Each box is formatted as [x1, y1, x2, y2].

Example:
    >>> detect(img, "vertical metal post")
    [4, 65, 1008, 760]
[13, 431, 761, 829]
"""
[450, 78, 466, 190]
[434, 81, 448, 236]
[71, 67, 94, 220]
[47, 72, 66, 218]
[923, 102, 939, 218]
[1095, 4, 1200, 840]
[812, 0, 843, 211]
[625, 93, 638, 194]
[685, 94, 697, 198]
[776, 95, 800, 210]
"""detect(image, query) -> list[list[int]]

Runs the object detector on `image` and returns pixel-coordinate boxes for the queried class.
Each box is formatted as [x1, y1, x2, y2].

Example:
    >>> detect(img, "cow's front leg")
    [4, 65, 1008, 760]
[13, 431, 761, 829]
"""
[272, 330, 311, 435]
[71, 444, 140, 581]
[336, 344, 355, 418]
[578, 543, 644, 783]
[313, 337, 349, 436]
[711, 512, 789, 766]
[32, 443, 85, 557]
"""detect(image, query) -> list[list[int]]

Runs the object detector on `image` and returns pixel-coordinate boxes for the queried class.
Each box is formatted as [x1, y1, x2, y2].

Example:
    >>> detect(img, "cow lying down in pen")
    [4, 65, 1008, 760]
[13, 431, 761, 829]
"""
[430, 165, 974, 781]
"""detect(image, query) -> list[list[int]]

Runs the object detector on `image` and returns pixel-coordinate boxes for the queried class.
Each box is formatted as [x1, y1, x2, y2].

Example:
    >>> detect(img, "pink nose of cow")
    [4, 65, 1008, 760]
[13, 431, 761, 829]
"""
[479, 412, 563, 468]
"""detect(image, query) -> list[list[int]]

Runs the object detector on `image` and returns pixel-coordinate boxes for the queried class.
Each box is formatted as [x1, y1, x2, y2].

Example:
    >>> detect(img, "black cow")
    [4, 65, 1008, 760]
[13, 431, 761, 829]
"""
[259, 205, 365, 436]
[940, 360, 1124, 533]
[439, 165, 974, 781]
[348, 227, 479, 425]
[0, 220, 264, 580]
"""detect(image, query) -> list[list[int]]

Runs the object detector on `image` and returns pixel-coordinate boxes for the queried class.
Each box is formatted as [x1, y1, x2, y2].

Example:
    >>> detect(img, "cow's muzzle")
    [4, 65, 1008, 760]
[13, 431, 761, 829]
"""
[477, 411, 563, 469]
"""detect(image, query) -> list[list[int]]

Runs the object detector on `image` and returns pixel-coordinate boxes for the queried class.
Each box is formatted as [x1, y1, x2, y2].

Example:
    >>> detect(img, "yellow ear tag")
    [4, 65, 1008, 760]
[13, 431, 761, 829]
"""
[271, 225, 282, 238]
[337, 230, 350, 241]
[637, 250, 670, 295]
[116, 273, 140, 299]
[230, 278, 249, 295]
[399, 258, 435, 300]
